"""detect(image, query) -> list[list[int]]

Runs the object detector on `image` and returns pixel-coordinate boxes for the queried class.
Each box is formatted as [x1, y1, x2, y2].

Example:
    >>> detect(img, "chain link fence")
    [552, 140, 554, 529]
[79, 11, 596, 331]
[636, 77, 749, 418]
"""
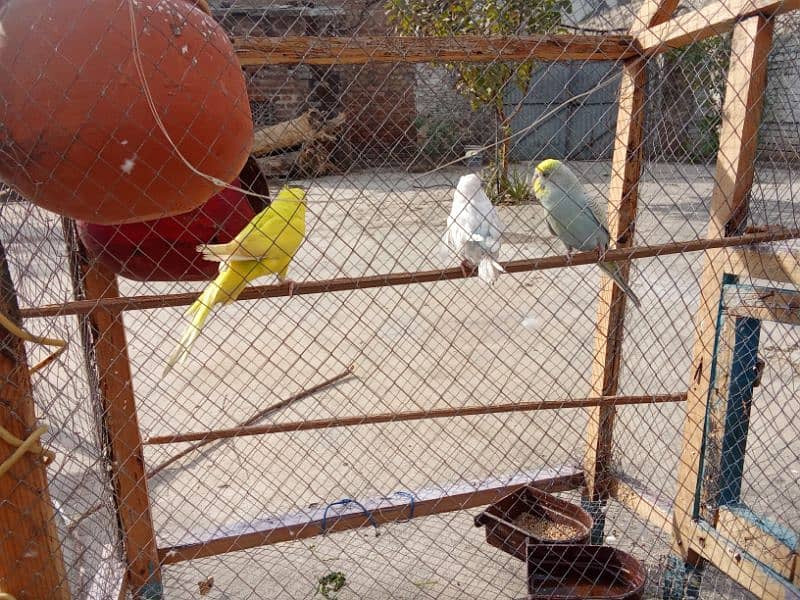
[0, 0, 799, 599]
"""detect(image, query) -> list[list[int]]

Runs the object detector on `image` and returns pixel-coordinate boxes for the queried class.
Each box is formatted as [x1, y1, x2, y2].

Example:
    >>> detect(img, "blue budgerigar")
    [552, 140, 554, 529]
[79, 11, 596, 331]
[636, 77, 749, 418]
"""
[442, 173, 506, 285]
[532, 159, 641, 309]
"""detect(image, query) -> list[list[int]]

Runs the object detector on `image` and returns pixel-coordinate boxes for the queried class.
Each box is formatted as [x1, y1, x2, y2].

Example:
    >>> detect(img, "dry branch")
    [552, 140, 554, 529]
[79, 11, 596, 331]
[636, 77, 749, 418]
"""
[258, 150, 301, 176]
[19, 228, 800, 319]
[147, 366, 355, 477]
[251, 109, 346, 156]
[233, 34, 641, 66]
[66, 367, 355, 533]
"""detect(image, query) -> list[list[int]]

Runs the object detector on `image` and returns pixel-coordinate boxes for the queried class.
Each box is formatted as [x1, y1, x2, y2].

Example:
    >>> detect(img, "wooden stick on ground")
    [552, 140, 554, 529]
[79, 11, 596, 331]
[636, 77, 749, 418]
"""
[147, 365, 356, 478]
[66, 366, 356, 532]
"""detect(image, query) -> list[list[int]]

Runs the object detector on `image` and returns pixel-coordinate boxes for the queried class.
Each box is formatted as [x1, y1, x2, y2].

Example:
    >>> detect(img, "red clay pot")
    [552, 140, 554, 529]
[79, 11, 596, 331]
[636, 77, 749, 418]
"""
[77, 177, 253, 281]
[77, 159, 269, 281]
[0, 0, 253, 224]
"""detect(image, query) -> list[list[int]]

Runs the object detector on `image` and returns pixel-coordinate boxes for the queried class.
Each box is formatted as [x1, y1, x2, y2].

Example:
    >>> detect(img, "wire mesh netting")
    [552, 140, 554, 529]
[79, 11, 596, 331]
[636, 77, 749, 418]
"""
[0, 0, 799, 599]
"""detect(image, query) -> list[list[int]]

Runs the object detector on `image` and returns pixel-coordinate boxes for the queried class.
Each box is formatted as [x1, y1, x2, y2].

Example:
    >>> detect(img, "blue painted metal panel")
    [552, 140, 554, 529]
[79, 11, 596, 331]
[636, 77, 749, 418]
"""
[718, 316, 761, 506]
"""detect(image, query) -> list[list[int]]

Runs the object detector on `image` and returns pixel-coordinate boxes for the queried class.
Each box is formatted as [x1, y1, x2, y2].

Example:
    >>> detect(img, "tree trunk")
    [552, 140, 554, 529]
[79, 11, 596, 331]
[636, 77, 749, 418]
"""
[491, 104, 512, 199]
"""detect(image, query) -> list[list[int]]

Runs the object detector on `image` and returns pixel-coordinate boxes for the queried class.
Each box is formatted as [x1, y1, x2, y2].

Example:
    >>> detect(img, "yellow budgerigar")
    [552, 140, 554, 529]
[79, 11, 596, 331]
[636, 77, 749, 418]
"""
[163, 186, 307, 375]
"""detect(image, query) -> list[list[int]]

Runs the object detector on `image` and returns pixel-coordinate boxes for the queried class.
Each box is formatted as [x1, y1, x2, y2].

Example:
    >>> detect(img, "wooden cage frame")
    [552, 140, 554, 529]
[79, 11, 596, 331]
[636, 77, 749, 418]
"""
[2, 0, 800, 598]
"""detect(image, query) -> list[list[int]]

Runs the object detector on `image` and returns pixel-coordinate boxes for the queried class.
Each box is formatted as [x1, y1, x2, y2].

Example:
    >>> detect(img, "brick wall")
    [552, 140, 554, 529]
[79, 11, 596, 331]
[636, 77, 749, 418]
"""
[760, 18, 800, 162]
[334, 0, 418, 166]
[213, 0, 418, 167]
[414, 65, 495, 164]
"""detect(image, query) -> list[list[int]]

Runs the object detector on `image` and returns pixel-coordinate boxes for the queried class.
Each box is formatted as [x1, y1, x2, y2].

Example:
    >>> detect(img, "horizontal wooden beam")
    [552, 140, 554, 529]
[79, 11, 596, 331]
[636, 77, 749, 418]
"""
[233, 34, 641, 66]
[19, 229, 800, 320]
[638, 0, 800, 53]
[681, 519, 800, 600]
[716, 505, 797, 580]
[724, 286, 800, 325]
[158, 466, 583, 564]
[610, 477, 673, 536]
[794, 554, 800, 588]
[145, 393, 685, 445]
[721, 246, 800, 286]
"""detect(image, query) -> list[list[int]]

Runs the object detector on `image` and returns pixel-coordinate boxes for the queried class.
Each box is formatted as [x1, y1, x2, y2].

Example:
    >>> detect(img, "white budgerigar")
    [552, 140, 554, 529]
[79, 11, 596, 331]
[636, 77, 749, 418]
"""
[532, 159, 641, 309]
[442, 173, 506, 285]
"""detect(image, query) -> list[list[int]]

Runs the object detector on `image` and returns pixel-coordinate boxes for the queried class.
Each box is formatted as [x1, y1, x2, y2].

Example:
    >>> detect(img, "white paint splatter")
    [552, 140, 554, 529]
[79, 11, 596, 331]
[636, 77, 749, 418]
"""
[0, 21, 5, 50]
[181, 44, 189, 55]
[120, 157, 136, 174]
[120, 140, 128, 146]
[605, 534, 617, 543]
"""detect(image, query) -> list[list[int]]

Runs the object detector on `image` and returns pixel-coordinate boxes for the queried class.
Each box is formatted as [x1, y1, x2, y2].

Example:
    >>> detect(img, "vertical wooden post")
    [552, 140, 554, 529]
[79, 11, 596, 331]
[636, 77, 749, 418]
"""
[672, 9, 773, 571]
[0, 242, 69, 600]
[64, 222, 163, 600]
[699, 300, 737, 523]
[582, 0, 678, 540]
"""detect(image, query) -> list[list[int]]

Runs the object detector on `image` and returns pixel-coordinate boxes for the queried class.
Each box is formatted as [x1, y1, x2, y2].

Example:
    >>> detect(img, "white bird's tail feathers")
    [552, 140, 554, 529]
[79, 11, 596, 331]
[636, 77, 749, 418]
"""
[600, 262, 641, 310]
[470, 233, 505, 285]
[478, 256, 506, 285]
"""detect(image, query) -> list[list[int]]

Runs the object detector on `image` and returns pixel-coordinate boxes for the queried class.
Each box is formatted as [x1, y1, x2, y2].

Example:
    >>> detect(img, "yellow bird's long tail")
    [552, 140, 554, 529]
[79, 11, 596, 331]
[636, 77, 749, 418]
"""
[163, 290, 216, 377]
[162, 261, 263, 377]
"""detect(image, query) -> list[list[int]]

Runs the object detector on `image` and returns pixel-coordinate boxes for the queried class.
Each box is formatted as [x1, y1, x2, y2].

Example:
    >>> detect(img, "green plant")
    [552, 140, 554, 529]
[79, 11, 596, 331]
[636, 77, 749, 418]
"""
[317, 571, 347, 599]
[415, 114, 464, 163]
[482, 163, 533, 204]
[663, 35, 730, 162]
[387, 0, 570, 189]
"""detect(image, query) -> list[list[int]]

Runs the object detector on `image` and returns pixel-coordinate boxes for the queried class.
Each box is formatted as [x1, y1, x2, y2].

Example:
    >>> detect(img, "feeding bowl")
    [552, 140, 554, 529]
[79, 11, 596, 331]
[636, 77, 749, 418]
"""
[474, 485, 593, 561]
[525, 544, 646, 600]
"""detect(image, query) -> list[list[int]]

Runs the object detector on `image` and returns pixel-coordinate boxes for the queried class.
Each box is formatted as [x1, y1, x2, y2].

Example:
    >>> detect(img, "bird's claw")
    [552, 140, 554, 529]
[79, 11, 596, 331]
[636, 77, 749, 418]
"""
[285, 279, 297, 297]
[460, 259, 475, 277]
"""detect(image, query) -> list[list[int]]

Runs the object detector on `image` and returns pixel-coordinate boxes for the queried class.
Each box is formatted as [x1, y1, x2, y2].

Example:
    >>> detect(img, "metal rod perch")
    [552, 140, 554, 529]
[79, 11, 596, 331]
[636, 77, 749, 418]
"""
[19, 228, 800, 319]
[146, 392, 686, 445]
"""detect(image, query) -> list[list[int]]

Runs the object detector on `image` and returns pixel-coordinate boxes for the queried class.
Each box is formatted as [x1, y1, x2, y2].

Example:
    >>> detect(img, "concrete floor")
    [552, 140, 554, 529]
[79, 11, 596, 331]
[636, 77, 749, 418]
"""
[3, 160, 798, 599]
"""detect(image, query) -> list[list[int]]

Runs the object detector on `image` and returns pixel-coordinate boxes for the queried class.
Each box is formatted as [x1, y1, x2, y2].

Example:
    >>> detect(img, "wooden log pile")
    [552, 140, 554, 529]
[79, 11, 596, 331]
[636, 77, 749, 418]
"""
[251, 108, 347, 177]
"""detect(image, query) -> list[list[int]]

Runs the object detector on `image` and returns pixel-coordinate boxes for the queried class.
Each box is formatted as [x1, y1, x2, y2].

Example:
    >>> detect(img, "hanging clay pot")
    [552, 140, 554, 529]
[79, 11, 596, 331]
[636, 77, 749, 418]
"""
[0, 0, 253, 224]
[76, 157, 269, 281]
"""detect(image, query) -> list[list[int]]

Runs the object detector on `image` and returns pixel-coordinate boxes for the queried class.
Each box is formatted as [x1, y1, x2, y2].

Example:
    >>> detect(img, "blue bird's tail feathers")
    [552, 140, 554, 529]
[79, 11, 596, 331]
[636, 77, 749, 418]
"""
[600, 262, 641, 310]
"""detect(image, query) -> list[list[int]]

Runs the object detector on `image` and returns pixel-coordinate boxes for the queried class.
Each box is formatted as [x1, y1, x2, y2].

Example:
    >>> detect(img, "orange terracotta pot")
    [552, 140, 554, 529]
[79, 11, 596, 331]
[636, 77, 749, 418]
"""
[0, 0, 253, 224]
